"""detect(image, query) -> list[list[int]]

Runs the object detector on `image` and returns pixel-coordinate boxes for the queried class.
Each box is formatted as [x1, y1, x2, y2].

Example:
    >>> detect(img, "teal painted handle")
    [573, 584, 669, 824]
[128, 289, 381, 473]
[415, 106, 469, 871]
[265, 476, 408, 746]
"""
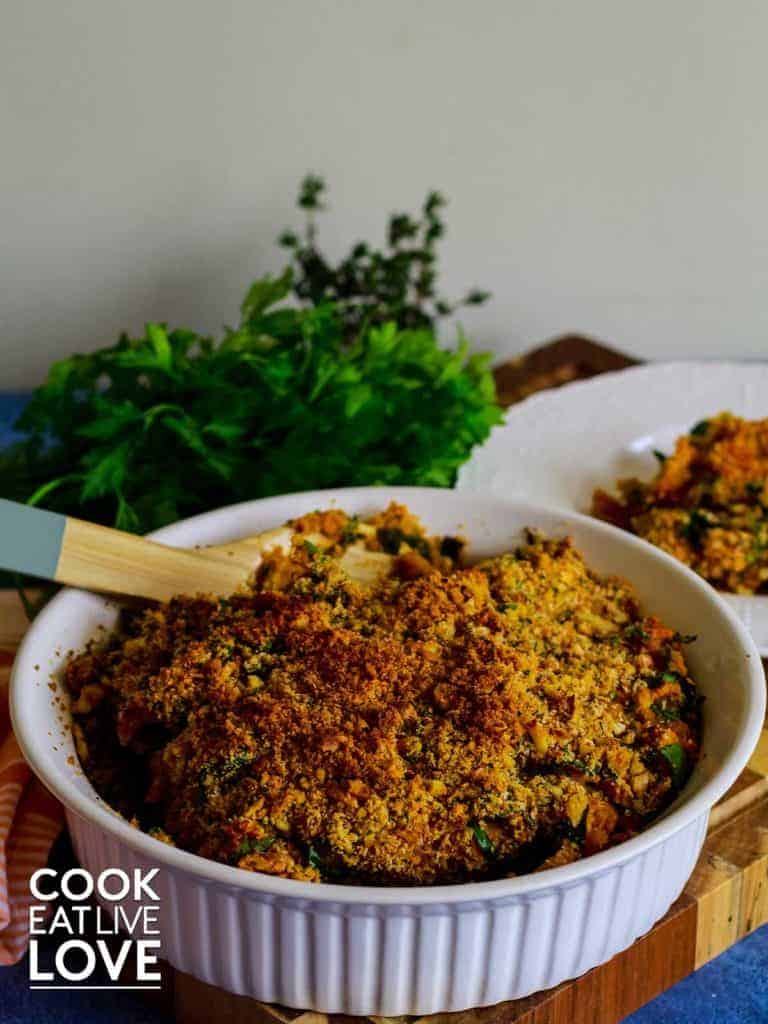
[0, 499, 251, 601]
[0, 498, 66, 581]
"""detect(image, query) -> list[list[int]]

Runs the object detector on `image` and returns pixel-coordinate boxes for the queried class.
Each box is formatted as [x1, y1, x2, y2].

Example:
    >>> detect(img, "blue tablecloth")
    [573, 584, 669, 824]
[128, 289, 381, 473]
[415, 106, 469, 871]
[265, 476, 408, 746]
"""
[1, 392, 765, 1024]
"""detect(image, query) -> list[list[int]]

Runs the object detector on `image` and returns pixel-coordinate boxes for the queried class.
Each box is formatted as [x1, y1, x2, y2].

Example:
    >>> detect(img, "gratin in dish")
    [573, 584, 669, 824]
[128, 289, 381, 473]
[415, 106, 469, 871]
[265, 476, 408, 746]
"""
[12, 489, 764, 1011]
[593, 412, 768, 594]
[66, 503, 700, 886]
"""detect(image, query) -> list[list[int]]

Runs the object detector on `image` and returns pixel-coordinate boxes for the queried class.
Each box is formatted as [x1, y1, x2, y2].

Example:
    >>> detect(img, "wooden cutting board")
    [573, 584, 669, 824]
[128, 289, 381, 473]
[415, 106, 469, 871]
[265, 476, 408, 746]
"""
[7, 336, 768, 1024]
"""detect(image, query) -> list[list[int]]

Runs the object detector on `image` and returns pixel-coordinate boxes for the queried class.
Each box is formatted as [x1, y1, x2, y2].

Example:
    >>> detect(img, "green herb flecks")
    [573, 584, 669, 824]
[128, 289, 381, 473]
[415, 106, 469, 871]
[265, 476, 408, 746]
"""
[682, 508, 716, 548]
[648, 669, 683, 690]
[340, 516, 362, 545]
[307, 845, 324, 871]
[660, 743, 687, 787]
[748, 519, 768, 565]
[236, 836, 275, 858]
[653, 702, 681, 722]
[471, 822, 495, 857]
[672, 632, 697, 645]
[564, 757, 591, 773]
[619, 623, 650, 648]
[690, 420, 710, 437]
[376, 527, 431, 559]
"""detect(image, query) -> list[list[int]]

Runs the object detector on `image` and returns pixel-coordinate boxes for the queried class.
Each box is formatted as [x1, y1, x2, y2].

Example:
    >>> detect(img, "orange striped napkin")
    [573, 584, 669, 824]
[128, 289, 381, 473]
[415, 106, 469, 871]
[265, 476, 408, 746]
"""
[0, 650, 64, 965]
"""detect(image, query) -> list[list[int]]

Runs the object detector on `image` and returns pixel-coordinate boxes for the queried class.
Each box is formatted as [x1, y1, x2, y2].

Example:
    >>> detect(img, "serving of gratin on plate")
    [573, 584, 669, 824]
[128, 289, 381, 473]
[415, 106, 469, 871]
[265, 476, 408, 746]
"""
[10, 488, 764, 1013]
[458, 361, 768, 654]
[593, 412, 768, 595]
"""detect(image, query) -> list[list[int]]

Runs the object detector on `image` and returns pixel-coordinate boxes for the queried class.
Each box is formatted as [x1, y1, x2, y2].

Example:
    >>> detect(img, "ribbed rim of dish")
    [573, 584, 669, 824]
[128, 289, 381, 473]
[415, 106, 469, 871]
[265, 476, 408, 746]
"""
[11, 487, 767, 906]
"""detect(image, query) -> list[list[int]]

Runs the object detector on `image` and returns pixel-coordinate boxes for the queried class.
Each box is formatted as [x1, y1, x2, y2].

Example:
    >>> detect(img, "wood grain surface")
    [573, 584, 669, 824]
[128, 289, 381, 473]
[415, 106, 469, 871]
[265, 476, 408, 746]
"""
[6, 335, 767, 1024]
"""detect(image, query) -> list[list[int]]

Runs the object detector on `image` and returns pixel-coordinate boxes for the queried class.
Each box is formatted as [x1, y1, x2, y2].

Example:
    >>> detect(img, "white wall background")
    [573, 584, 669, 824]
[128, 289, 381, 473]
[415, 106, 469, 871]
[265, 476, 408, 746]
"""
[2, 1, 767, 388]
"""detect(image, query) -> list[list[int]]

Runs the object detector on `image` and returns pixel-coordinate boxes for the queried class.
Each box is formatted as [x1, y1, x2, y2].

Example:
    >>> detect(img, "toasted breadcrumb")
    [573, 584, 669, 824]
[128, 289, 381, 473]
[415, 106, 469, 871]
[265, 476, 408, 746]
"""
[66, 505, 700, 885]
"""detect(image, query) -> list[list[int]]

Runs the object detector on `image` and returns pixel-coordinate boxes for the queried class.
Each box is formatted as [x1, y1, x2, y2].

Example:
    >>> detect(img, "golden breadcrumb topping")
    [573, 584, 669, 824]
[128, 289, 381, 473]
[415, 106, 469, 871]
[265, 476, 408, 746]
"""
[593, 412, 768, 593]
[66, 504, 700, 885]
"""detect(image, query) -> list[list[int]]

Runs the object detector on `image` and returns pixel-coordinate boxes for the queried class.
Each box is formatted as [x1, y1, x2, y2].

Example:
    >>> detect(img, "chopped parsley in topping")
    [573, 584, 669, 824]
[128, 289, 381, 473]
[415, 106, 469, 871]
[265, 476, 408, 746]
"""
[407, 534, 432, 559]
[376, 526, 431, 559]
[472, 823, 495, 856]
[563, 757, 591, 773]
[683, 508, 715, 547]
[307, 845, 324, 871]
[672, 632, 697, 645]
[748, 524, 768, 565]
[652, 702, 681, 722]
[303, 539, 319, 556]
[690, 419, 710, 437]
[237, 836, 275, 858]
[340, 517, 362, 545]
[652, 449, 667, 464]
[621, 624, 650, 645]
[648, 669, 683, 690]
[660, 743, 687, 787]
[377, 526, 406, 554]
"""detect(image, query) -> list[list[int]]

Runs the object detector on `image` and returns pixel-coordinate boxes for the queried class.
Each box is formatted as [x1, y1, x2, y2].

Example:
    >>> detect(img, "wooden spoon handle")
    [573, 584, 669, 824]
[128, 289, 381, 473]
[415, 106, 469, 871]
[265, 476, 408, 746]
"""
[0, 499, 246, 601]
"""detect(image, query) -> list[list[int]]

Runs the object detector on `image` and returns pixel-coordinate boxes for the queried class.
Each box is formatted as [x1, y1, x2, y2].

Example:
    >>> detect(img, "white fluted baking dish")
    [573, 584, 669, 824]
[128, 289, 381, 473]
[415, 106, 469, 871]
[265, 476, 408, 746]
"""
[11, 488, 765, 1014]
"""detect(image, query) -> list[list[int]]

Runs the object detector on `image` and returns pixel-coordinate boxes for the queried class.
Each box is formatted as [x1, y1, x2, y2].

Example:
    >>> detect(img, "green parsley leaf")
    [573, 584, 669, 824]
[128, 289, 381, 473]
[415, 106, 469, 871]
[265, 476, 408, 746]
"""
[236, 836, 275, 858]
[661, 743, 687, 787]
[471, 822, 495, 856]
[672, 632, 698, 645]
[653, 702, 681, 721]
[307, 845, 324, 871]
[649, 669, 680, 689]
[683, 508, 715, 547]
[0, 286, 500, 542]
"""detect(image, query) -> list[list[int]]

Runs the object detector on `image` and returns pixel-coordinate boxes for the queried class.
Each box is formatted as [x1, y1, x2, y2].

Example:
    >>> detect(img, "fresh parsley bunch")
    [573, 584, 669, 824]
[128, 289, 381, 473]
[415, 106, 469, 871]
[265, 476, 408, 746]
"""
[0, 269, 501, 535]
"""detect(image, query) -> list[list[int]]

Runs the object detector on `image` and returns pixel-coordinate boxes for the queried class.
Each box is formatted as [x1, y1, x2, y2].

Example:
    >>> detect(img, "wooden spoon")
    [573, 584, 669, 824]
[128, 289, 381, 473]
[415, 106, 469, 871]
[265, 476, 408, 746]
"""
[0, 499, 392, 602]
[201, 528, 393, 590]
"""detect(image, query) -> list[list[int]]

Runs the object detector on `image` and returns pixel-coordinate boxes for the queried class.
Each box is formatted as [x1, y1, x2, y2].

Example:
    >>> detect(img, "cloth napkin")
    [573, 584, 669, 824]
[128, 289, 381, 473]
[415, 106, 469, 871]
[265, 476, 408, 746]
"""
[0, 649, 64, 964]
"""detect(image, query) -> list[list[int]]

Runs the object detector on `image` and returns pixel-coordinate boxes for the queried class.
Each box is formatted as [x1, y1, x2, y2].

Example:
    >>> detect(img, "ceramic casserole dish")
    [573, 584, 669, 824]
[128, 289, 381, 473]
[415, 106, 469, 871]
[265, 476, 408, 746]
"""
[11, 487, 765, 1014]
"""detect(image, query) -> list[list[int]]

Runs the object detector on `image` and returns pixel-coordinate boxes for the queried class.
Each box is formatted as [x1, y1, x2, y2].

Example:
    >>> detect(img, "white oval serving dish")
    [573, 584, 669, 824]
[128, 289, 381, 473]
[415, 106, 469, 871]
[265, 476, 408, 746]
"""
[11, 487, 765, 1014]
